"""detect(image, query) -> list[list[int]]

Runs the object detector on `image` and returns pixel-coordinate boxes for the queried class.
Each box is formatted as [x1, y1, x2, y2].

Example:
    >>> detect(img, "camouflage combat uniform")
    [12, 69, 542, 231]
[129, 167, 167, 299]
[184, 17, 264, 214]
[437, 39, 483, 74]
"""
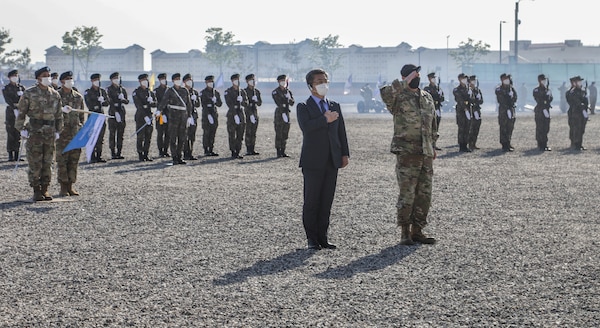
[56, 87, 85, 190]
[380, 79, 438, 229]
[272, 85, 294, 156]
[224, 86, 248, 158]
[495, 83, 518, 151]
[244, 85, 262, 155]
[2, 81, 26, 159]
[200, 86, 222, 156]
[532, 83, 553, 150]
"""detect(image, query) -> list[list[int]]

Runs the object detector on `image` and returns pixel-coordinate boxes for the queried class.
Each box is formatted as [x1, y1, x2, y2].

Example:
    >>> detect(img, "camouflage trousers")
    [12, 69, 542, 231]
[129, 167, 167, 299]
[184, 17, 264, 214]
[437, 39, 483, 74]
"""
[395, 154, 433, 228]
[56, 143, 81, 184]
[244, 109, 259, 148]
[534, 110, 551, 147]
[274, 108, 291, 149]
[25, 133, 55, 187]
[226, 110, 245, 153]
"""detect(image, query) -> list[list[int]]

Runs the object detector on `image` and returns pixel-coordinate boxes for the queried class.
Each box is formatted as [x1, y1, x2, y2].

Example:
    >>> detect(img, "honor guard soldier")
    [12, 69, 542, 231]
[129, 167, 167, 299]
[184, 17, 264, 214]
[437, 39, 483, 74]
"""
[588, 81, 597, 115]
[84, 73, 109, 162]
[158, 73, 193, 165]
[468, 75, 483, 150]
[15, 66, 64, 201]
[200, 75, 223, 156]
[56, 71, 85, 196]
[244, 73, 262, 155]
[132, 73, 157, 161]
[2, 69, 26, 161]
[566, 75, 589, 151]
[224, 73, 248, 159]
[423, 72, 444, 150]
[272, 74, 295, 157]
[532, 74, 553, 151]
[183, 73, 200, 160]
[154, 73, 170, 157]
[453, 73, 472, 152]
[495, 73, 518, 152]
[106, 72, 129, 159]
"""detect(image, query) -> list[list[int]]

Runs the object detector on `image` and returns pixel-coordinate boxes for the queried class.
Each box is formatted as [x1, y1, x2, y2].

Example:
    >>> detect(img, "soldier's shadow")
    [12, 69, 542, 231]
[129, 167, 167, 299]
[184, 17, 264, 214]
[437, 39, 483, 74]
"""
[522, 148, 545, 157]
[237, 156, 280, 165]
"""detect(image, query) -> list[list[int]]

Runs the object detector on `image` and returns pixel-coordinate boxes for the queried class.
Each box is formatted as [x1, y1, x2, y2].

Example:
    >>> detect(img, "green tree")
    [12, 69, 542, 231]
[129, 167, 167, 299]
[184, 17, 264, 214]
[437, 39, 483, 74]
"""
[0, 28, 32, 76]
[61, 26, 103, 77]
[284, 42, 303, 81]
[449, 38, 490, 73]
[309, 34, 344, 79]
[204, 27, 240, 75]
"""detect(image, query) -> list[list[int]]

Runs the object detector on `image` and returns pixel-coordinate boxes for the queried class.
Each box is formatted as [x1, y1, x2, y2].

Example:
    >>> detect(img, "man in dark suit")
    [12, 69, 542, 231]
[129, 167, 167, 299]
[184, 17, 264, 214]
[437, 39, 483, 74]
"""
[297, 68, 350, 250]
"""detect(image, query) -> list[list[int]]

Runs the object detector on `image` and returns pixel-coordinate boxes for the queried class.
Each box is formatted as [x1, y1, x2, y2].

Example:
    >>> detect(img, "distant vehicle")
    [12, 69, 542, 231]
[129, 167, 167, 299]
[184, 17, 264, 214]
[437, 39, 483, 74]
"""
[358, 84, 386, 113]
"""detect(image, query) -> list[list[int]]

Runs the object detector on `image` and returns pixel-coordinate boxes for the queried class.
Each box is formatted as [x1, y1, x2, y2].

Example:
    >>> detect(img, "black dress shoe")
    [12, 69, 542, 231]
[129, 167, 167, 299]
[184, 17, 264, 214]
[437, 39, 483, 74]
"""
[320, 242, 337, 249]
[307, 239, 321, 250]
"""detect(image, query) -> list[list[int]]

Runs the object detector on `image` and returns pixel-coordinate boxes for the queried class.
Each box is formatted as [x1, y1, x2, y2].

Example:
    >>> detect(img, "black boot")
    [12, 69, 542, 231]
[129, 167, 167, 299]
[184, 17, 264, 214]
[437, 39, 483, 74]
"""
[144, 151, 153, 161]
[138, 152, 145, 162]
[281, 148, 289, 157]
[204, 147, 210, 156]
[116, 148, 124, 159]
[15, 151, 23, 161]
[8, 152, 13, 162]
[97, 151, 107, 162]
[209, 148, 219, 156]
[276, 148, 282, 158]
[111, 149, 117, 159]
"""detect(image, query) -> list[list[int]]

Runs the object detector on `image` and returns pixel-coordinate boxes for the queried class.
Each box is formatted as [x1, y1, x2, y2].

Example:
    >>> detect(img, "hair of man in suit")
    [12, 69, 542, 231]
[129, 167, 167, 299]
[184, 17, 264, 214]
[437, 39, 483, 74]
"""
[305, 69, 328, 90]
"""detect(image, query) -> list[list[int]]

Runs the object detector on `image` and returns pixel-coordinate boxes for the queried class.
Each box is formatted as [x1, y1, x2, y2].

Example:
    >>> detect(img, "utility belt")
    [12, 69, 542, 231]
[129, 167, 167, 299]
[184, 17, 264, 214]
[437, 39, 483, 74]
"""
[30, 118, 55, 126]
[168, 105, 187, 111]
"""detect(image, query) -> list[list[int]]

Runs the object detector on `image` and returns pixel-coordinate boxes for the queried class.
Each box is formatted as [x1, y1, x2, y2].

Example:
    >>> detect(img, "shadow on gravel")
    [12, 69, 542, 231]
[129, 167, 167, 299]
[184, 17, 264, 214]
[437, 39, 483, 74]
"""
[0, 199, 32, 210]
[314, 244, 420, 280]
[436, 150, 467, 159]
[237, 157, 281, 165]
[212, 249, 315, 286]
[522, 148, 546, 157]
[480, 149, 508, 157]
[112, 161, 174, 174]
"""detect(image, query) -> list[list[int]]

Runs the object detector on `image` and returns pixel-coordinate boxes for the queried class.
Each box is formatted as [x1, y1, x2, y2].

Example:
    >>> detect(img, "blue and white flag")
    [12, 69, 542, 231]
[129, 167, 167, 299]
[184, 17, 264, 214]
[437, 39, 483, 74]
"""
[62, 112, 106, 163]
[343, 74, 352, 95]
[215, 72, 224, 89]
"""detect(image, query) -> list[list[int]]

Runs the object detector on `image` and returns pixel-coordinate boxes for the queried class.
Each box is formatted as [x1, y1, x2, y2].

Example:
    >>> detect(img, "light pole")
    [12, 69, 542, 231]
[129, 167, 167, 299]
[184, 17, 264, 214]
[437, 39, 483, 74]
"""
[446, 35, 450, 82]
[499, 20, 506, 64]
[515, 0, 534, 64]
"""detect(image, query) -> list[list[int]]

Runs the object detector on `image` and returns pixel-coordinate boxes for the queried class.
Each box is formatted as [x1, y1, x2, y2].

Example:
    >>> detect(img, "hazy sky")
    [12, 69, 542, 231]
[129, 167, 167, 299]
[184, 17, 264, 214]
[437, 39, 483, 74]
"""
[2, 0, 597, 71]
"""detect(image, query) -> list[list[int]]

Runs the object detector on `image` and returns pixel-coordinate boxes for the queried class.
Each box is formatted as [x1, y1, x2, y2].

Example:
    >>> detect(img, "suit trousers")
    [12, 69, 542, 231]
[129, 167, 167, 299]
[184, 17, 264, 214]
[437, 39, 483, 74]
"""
[302, 157, 339, 244]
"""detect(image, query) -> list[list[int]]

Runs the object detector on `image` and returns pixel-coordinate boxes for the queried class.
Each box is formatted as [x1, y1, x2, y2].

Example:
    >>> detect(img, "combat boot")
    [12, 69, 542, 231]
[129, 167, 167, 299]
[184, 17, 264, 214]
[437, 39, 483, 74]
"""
[40, 185, 52, 201]
[144, 152, 153, 161]
[411, 225, 436, 244]
[399, 224, 414, 245]
[138, 152, 145, 162]
[68, 183, 79, 196]
[116, 148, 124, 159]
[276, 148, 282, 158]
[204, 147, 210, 156]
[15, 150, 23, 161]
[280, 148, 289, 157]
[33, 186, 44, 202]
[111, 149, 117, 159]
[59, 182, 70, 197]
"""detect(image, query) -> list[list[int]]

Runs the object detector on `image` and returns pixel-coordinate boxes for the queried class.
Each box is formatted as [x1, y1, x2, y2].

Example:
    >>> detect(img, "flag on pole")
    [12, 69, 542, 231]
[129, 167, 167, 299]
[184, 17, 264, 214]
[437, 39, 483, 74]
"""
[343, 74, 352, 95]
[215, 72, 224, 89]
[62, 112, 107, 163]
[149, 73, 156, 91]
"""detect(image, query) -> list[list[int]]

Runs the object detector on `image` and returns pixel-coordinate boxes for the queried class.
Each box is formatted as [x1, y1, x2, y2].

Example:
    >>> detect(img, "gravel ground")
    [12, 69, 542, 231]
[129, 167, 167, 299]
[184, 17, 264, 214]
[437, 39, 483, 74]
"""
[0, 105, 598, 327]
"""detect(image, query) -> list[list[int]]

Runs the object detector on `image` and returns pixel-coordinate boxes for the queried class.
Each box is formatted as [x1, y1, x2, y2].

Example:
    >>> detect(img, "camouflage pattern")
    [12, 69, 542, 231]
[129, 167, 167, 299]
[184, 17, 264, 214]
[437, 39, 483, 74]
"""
[83, 86, 109, 158]
[566, 86, 588, 148]
[244, 86, 262, 149]
[184, 86, 200, 158]
[380, 78, 438, 228]
[132, 86, 157, 154]
[224, 86, 248, 154]
[468, 85, 484, 147]
[533, 83, 553, 149]
[106, 83, 128, 155]
[200, 86, 223, 152]
[2, 82, 26, 152]
[495, 84, 518, 149]
[453, 83, 472, 147]
[272, 85, 294, 150]
[16, 84, 64, 187]
[56, 87, 85, 184]
[154, 83, 170, 155]
[158, 85, 192, 160]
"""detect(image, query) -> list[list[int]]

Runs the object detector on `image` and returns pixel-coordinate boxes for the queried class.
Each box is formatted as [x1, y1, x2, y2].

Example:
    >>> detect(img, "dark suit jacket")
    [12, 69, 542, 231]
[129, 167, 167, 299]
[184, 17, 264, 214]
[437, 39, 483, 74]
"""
[297, 96, 350, 169]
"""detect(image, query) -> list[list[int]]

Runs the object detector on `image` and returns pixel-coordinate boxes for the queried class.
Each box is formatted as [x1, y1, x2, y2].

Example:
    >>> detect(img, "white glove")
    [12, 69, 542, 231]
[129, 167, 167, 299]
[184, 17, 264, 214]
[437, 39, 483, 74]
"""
[55, 132, 60, 140]
[20, 130, 29, 138]
[465, 111, 471, 120]
[187, 116, 195, 126]
[144, 116, 152, 125]
[546, 90, 552, 96]
[162, 115, 167, 123]
[98, 96, 105, 102]
[476, 93, 481, 100]
[236, 95, 243, 102]
[250, 114, 256, 124]
[474, 111, 481, 120]
[468, 89, 473, 96]
[285, 93, 291, 99]
[507, 110, 513, 119]
[252, 95, 258, 102]
[583, 110, 589, 119]
[118, 93, 125, 100]
[211, 96, 217, 103]
[234, 114, 240, 125]
[13, 109, 19, 118]
[543, 109, 550, 118]
[115, 112, 122, 123]
[508, 91, 514, 98]
[155, 110, 161, 117]
[435, 109, 441, 117]
[147, 96, 153, 103]
[62, 105, 72, 113]
[191, 94, 197, 101]
[17, 91, 23, 96]
[282, 112, 289, 123]
[208, 114, 214, 125]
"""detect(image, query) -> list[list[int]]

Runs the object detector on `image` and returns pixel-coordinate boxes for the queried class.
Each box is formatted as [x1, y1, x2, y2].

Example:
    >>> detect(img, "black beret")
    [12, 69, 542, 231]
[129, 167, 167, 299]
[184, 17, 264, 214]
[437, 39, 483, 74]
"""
[469, 75, 477, 80]
[427, 72, 436, 79]
[158, 73, 167, 79]
[59, 71, 73, 80]
[538, 74, 546, 81]
[401, 64, 420, 78]
[8, 69, 18, 77]
[205, 75, 214, 81]
[458, 73, 468, 79]
[277, 74, 287, 81]
[35, 66, 51, 78]
[245, 74, 255, 80]
[110, 72, 119, 80]
[90, 73, 101, 80]
[183, 73, 192, 81]
[138, 73, 148, 80]
[172, 73, 181, 80]
[570, 75, 584, 82]
[500, 73, 511, 80]
[51, 72, 59, 78]
[230, 73, 240, 80]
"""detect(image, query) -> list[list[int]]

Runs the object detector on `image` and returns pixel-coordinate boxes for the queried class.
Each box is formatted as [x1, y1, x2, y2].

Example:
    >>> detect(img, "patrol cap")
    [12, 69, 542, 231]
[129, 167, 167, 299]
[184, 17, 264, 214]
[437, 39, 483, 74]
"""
[230, 73, 240, 80]
[90, 73, 101, 80]
[570, 75, 584, 82]
[277, 74, 287, 81]
[172, 73, 181, 80]
[538, 74, 546, 81]
[35, 66, 51, 78]
[205, 75, 214, 81]
[401, 64, 420, 78]
[8, 69, 18, 77]
[183, 73, 192, 81]
[59, 71, 73, 80]
[138, 73, 148, 80]
[110, 72, 119, 79]
[51, 72, 59, 78]
[245, 73, 255, 80]
[157, 73, 167, 79]
[427, 72, 436, 79]
[458, 73, 468, 79]
[500, 73, 511, 80]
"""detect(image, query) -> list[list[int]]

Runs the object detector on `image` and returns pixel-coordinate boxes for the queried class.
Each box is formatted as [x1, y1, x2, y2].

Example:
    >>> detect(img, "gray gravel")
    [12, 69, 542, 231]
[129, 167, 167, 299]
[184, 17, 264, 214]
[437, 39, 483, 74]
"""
[0, 105, 598, 327]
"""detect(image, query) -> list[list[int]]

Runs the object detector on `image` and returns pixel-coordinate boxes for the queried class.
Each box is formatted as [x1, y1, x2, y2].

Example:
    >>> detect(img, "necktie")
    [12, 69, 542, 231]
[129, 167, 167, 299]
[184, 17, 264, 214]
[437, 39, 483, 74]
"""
[319, 100, 326, 113]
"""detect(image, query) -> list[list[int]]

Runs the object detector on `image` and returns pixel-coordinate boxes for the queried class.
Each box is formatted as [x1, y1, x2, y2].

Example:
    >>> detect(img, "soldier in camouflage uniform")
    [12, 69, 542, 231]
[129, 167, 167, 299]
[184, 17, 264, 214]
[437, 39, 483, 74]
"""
[84, 73, 109, 162]
[244, 73, 262, 156]
[154, 73, 170, 157]
[468, 75, 484, 150]
[453, 73, 472, 152]
[224, 73, 248, 159]
[183, 73, 200, 160]
[380, 64, 438, 246]
[2, 69, 25, 161]
[132, 73, 157, 161]
[15, 66, 64, 201]
[158, 73, 192, 165]
[495, 73, 518, 152]
[200, 75, 222, 156]
[106, 72, 129, 159]
[423, 72, 444, 151]
[56, 71, 85, 196]
[272, 74, 294, 157]
[532, 74, 553, 151]
[50, 72, 60, 90]
[566, 75, 589, 151]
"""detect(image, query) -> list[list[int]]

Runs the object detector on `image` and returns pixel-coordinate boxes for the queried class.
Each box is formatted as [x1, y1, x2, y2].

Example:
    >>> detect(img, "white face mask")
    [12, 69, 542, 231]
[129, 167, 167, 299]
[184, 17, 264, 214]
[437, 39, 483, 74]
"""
[207, 82, 214, 88]
[279, 81, 286, 87]
[141, 80, 149, 88]
[64, 79, 75, 89]
[159, 79, 166, 85]
[429, 78, 436, 84]
[93, 80, 100, 87]
[461, 78, 468, 85]
[470, 80, 476, 86]
[52, 79, 59, 85]
[232, 80, 239, 86]
[315, 83, 329, 97]
[10, 76, 18, 83]
[173, 80, 182, 86]
[248, 80, 255, 87]
[502, 79, 510, 86]
[577, 81, 583, 87]
[40, 76, 52, 87]
[541, 79, 547, 85]
[112, 79, 119, 85]
[185, 80, 193, 88]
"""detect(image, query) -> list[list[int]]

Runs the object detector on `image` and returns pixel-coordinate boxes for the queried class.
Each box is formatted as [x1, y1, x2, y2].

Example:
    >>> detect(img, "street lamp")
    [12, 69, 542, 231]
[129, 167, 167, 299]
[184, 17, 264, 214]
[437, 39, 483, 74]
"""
[446, 35, 450, 82]
[515, 0, 534, 64]
[499, 21, 506, 64]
